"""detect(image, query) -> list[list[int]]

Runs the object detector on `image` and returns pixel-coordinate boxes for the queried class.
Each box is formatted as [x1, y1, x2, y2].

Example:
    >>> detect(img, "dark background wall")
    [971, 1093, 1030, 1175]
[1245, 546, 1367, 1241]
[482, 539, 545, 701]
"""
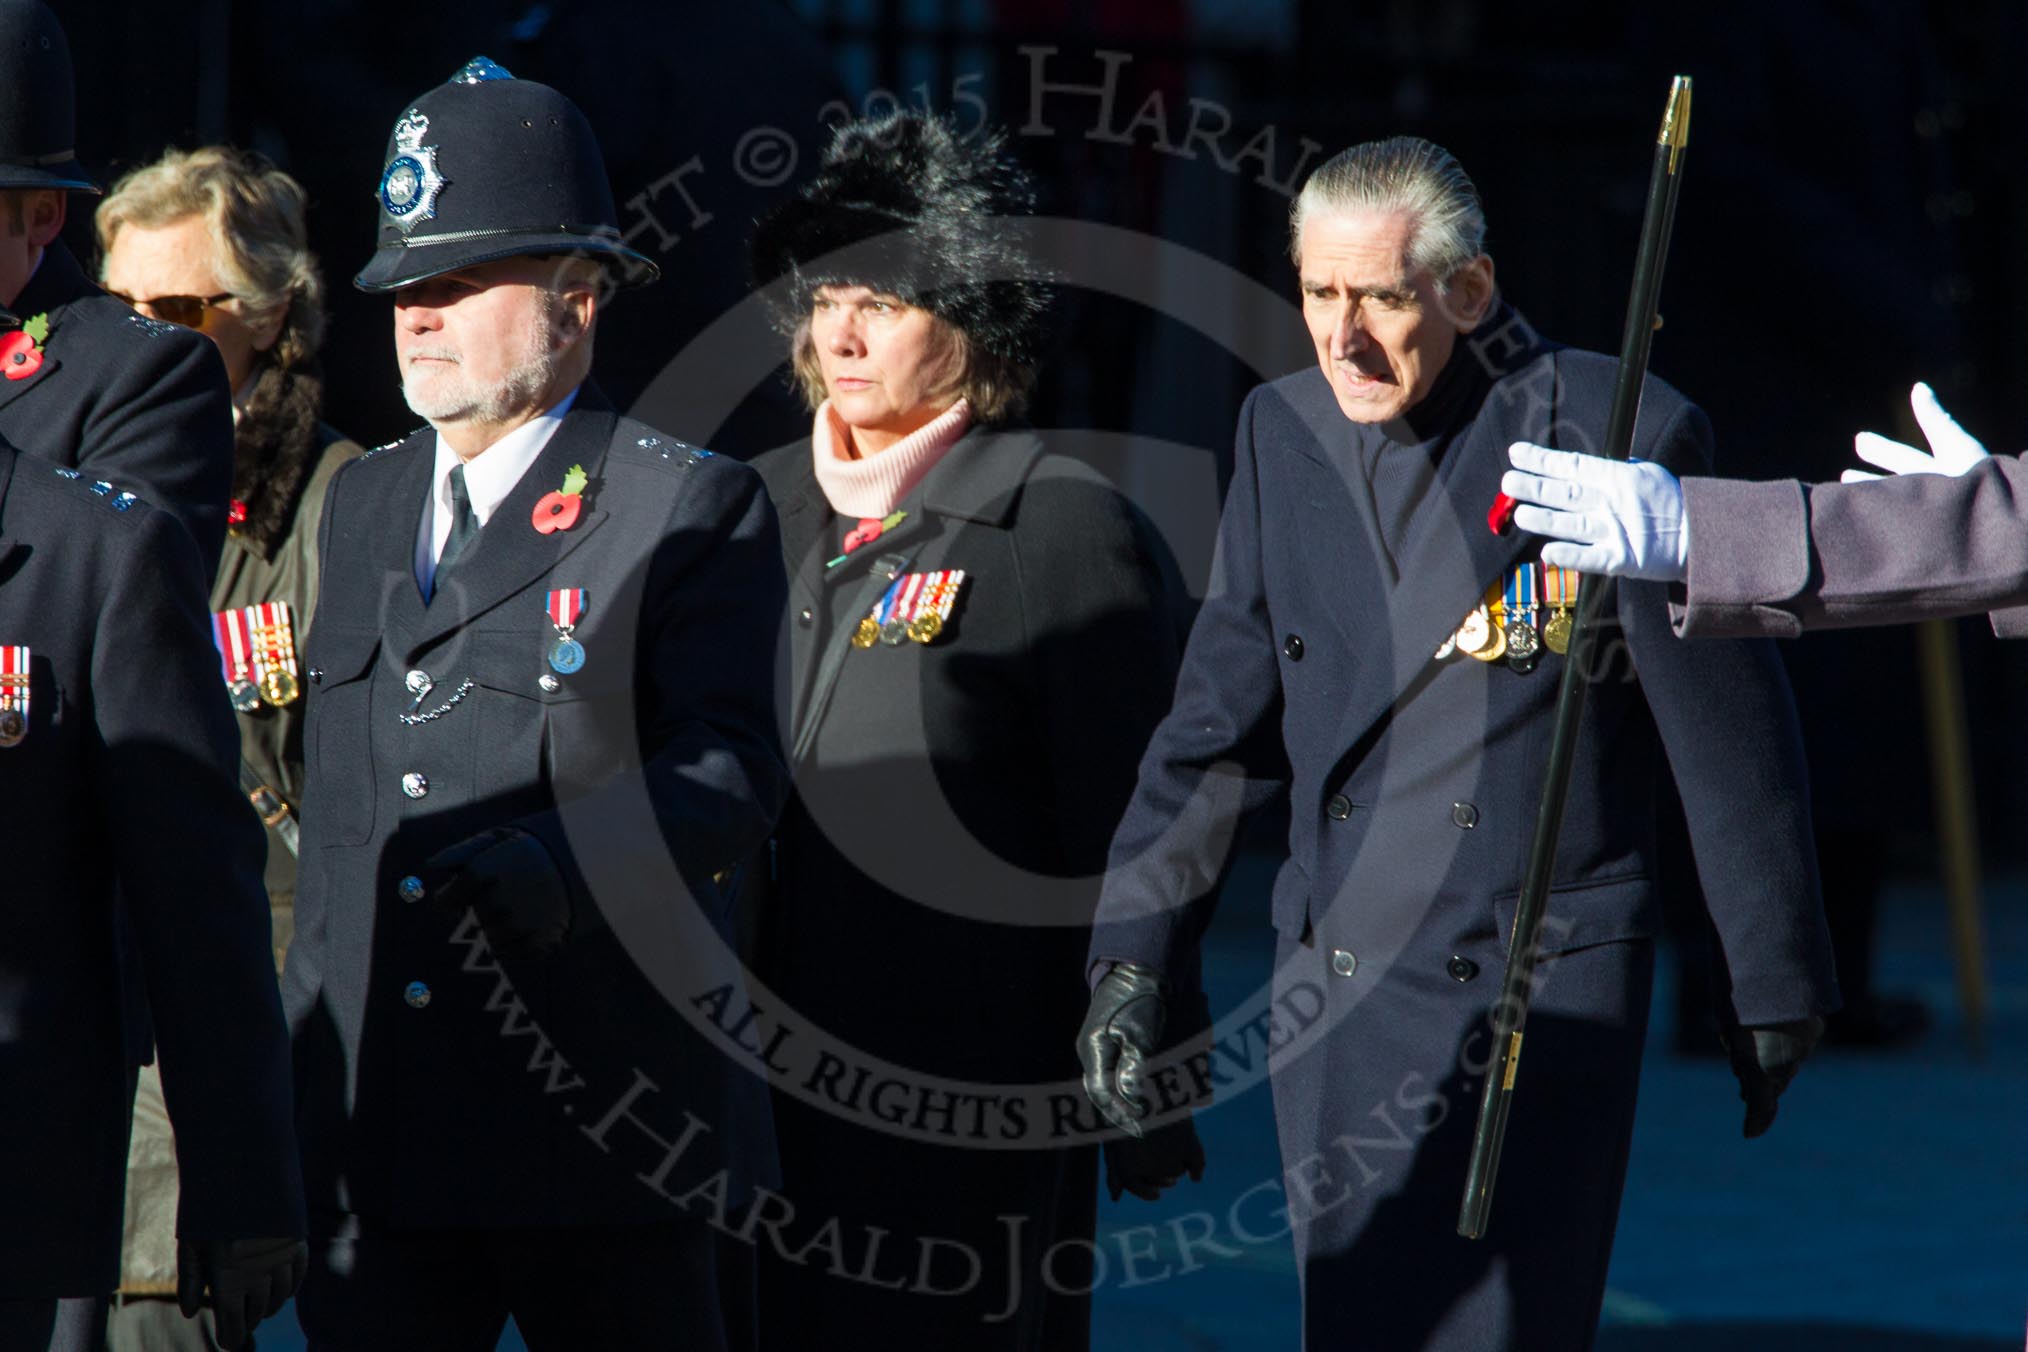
[51, 0, 2028, 869]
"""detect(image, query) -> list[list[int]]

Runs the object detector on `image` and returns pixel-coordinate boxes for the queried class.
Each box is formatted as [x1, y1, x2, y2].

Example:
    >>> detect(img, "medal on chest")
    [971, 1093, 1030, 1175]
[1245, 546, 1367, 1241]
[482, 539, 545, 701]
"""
[546, 588, 587, 674]
[1504, 563, 1541, 673]
[0, 645, 30, 747]
[853, 569, 968, 650]
[210, 602, 302, 711]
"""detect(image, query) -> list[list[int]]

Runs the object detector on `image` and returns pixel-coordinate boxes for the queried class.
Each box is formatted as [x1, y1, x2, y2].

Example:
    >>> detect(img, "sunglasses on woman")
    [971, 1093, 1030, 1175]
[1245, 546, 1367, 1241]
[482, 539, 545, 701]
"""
[105, 290, 235, 330]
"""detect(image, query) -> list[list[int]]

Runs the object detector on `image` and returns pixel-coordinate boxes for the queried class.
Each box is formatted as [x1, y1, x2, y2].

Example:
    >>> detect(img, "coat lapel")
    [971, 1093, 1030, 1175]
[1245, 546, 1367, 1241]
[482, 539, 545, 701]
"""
[404, 399, 616, 660]
[1327, 349, 1560, 760]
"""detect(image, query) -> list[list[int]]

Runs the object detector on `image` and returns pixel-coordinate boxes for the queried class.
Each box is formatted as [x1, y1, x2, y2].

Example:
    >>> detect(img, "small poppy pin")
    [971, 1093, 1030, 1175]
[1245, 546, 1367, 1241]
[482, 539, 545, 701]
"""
[1, 314, 49, 381]
[533, 464, 588, 534]
[227, 499, 249, 528]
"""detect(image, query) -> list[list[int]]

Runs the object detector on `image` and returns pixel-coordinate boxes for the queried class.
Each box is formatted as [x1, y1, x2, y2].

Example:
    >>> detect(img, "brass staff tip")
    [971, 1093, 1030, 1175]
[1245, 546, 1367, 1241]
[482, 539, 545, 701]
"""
[1660, 76, 1693, 162]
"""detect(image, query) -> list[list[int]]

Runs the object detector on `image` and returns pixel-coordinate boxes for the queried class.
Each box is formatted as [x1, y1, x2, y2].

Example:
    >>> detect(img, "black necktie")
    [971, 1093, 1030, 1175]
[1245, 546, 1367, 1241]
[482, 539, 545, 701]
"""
[433, 462, 479, 595]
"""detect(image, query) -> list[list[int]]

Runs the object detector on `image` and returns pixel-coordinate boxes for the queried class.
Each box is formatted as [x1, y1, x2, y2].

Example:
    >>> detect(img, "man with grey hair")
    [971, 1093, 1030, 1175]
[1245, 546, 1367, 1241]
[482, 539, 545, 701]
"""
[1079, 136, 1838, 1349]
[285, 61, 787, 1348]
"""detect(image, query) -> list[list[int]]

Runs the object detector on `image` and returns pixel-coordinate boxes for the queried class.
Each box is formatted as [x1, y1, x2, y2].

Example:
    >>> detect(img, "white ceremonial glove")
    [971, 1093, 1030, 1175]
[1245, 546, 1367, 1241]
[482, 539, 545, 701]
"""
[1844, 382, 1989, 483]
[1501, 442, 1690, 583]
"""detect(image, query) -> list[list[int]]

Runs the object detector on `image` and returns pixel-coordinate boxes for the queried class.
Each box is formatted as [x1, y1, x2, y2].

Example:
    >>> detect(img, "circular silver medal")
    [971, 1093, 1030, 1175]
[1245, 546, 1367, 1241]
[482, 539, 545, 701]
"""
[1506, 620, 1541, 672]
[228, 679, 263, 713]
[548, 636, 586, 674]
[879, 619, 908, 646]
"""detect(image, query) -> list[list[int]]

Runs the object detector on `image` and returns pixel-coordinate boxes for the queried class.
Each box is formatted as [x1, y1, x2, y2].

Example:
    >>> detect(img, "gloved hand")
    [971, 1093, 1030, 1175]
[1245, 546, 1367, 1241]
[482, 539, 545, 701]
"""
[425, 826, 571, 960]
[1725, 1014, 1824, 1138]
[1103, 1115, 1207, 1202]
[1844, 382, 1989, 483]
[177, 1236, 307, 1350]
[1502, 443, 1690, 582]
[1077, 962, 1169, 1138]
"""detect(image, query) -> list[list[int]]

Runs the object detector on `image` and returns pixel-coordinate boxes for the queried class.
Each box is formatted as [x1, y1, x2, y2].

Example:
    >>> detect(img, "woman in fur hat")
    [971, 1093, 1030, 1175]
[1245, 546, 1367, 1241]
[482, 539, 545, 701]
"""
[744, 110, 1204, 1349]
[96, 145, 358, 1352]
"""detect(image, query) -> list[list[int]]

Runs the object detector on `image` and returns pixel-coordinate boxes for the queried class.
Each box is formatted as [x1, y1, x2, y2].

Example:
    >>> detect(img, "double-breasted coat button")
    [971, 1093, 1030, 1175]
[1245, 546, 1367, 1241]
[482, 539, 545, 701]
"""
[308, 667, 323, 685]
[1447, 955, 1480, 982]
[398, 875, 426, 904]
[1330, 948, 1358, 977]
[404, 981, 432, 1009]
[538, 673, 561, 693]
[1284, 634, 1305, 660]
[798, 607, 814, 626]
[1326, 794, 1353, 821]
[401, 772, 430, 799]
[1451, 801, 1479, 829]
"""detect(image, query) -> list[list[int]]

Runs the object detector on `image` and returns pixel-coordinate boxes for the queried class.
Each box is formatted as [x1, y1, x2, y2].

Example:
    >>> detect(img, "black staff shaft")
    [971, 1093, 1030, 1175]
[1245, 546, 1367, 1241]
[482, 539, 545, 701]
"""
[1457, 75, 1693, 1242]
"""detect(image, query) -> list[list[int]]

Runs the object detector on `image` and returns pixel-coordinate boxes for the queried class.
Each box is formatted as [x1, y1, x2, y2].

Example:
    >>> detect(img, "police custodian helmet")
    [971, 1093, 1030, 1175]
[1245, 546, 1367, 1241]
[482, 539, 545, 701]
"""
[0, 0, 98, 193]
[354, 56, 658, 293]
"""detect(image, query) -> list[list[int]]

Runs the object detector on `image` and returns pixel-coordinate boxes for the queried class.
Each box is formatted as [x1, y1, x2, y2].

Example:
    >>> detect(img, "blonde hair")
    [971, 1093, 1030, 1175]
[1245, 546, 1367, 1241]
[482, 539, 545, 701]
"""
[96, 146, 324, 371]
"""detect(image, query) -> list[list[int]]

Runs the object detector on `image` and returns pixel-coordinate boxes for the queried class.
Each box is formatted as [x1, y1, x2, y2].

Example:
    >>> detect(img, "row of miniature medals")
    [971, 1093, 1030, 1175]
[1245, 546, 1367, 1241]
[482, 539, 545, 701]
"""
[1436, 561, 1580, 674]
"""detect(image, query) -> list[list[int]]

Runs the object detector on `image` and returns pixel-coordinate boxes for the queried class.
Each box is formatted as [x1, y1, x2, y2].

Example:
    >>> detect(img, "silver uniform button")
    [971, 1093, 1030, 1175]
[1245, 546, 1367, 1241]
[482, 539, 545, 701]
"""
[398, 875, 426, 904]
[404, 669, 432, 695]
[1330, 948, 1358, 978]
[404, 981, 432, 1009]
[538, 673, 561, 693]
[401, 771, 429, 799]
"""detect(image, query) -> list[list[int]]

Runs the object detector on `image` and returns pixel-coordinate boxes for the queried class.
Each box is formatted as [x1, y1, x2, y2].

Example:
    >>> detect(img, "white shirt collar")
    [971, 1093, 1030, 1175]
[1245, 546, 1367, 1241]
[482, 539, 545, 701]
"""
[415, 383, 581, 592]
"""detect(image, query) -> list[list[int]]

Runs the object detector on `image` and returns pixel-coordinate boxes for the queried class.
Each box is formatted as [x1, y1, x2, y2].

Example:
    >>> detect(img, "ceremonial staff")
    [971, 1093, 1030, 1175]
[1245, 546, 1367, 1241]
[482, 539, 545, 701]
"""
[1458, 76, 1694, 1240]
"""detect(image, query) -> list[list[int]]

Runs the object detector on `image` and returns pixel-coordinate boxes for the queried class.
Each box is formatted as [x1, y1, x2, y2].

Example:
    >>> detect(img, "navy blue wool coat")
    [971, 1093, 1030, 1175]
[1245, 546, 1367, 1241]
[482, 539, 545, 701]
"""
[1091, 331, 1838, 1352]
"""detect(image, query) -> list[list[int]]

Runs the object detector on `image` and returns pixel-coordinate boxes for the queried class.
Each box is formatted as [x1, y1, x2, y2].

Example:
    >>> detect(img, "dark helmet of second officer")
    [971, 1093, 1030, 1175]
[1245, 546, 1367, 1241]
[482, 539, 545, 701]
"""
[354, 56, 658, 294]
[0, 0, 97, 192]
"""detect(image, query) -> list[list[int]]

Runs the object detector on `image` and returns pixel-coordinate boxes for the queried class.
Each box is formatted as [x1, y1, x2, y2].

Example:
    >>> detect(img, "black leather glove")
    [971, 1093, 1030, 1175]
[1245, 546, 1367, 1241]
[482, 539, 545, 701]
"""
[1725, 1014, 1824, 1138]
[177, 1237, 307, 1350]
[1078, 962, 1169, 1138]
[425, 826, 571, 961]
[1104, 1115, 1207, 1202]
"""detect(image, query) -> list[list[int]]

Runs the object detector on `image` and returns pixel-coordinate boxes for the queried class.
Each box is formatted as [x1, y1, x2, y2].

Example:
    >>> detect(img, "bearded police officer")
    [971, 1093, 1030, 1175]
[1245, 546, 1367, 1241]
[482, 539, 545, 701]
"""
[0, 0, 235, 577]
[0, 436, 306, 1349]
[284, 60, 787, 1349]
[1077, 137, 1839, 1351]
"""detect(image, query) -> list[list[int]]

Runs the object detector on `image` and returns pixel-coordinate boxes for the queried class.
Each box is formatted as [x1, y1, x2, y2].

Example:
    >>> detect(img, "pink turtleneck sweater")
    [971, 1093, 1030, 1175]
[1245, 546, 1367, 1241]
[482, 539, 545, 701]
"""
[811, 397, 972, 519]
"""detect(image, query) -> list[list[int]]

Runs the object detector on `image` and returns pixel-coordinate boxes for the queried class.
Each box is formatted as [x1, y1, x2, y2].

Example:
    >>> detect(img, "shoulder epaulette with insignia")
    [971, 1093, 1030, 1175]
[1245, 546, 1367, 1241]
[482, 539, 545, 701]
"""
[630, 433, 714, 469]
[361, 427, 430, 459]
[51, 466, 143, 512]
[124, 313, 180, 340]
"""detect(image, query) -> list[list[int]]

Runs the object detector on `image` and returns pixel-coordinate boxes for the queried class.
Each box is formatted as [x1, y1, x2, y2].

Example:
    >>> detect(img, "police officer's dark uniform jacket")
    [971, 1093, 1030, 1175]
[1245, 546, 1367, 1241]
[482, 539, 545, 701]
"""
[1090, 313, 1840, 1351]
[286, 389, 787, 1226]
[0, 440, 304, 1298]
[283, 62, 788, 1250]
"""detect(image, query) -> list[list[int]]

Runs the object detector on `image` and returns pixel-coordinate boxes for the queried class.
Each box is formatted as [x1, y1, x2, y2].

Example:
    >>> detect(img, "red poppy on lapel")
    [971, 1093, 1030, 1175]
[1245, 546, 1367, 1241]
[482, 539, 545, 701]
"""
[533, 463, 588, 535]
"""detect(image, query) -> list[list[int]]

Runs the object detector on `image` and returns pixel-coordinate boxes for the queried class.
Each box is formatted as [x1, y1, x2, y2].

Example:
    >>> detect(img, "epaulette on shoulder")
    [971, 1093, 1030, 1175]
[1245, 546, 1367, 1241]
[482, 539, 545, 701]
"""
[50, 466, 144, 513]
[361, 427, 430, 460]
[122, 313, 182, 341]
[620, 432, 717, 470]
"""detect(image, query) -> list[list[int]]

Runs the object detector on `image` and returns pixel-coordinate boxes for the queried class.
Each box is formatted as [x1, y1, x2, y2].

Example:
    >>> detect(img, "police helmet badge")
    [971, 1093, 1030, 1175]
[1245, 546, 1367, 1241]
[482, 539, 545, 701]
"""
[379, 109, 448, 231]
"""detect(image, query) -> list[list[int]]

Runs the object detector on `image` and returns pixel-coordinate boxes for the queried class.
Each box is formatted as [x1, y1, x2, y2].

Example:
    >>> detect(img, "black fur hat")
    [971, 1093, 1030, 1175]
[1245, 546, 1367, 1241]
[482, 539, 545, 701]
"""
[749, 112, 1050, 366]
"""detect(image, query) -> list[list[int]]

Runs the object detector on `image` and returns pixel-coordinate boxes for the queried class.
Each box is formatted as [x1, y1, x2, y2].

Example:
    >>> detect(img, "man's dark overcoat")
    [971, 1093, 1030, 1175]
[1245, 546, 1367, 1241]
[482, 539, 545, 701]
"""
[1091, 328, 1840, 1351]
[1, 240, 235, 576]
[282, 390, 789, 1238]
[749, 426, 1183, 1349]
[0, 442, 303, 1298]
